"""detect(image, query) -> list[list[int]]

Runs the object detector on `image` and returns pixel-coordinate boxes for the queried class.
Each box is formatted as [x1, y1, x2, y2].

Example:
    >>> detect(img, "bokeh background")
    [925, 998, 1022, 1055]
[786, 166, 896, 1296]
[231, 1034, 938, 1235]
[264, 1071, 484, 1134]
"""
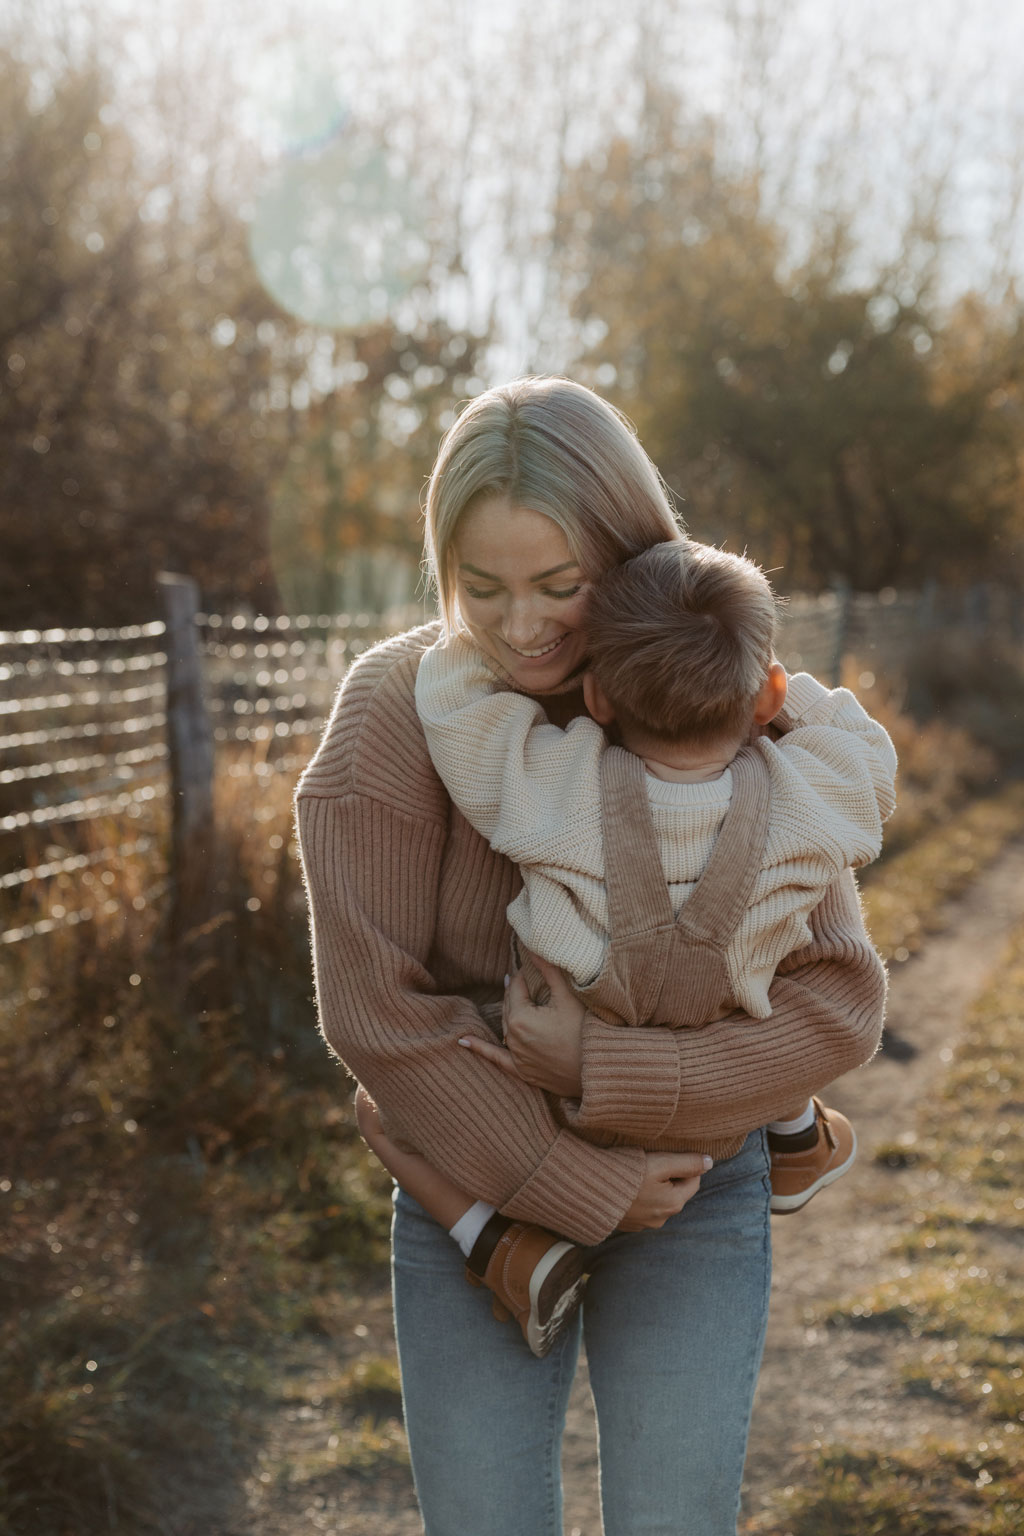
[4, 0, 1024, 625]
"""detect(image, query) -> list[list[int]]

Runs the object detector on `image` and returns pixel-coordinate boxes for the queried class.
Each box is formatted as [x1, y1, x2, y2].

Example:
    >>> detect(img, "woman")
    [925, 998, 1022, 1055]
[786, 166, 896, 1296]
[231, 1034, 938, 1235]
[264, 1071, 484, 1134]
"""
[295, 377, 886, 1536]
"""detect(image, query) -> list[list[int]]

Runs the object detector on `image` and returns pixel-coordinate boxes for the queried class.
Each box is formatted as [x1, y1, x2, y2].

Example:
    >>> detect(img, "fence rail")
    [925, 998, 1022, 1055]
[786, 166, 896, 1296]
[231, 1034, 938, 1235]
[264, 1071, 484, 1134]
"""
[1, 578, 1020, 945]
[0, 582, 418, 944]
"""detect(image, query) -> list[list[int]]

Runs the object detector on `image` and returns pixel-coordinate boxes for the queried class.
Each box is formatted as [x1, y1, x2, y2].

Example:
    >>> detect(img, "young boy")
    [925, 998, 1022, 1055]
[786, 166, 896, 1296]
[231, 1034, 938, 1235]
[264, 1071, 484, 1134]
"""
[357, 540, 897, 1357]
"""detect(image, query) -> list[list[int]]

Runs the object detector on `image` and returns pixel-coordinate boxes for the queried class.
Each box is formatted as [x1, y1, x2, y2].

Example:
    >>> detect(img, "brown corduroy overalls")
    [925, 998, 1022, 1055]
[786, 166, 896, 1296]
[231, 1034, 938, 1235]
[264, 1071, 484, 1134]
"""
[521, 740, 773, 1032]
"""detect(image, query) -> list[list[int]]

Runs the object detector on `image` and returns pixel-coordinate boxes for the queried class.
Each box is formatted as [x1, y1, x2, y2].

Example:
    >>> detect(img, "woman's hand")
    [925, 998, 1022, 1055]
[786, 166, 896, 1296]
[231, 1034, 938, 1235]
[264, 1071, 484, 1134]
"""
[353, 1083, 382, 1139]
[458, 954, 585, 1097]
[617, 1152, 712, 1232]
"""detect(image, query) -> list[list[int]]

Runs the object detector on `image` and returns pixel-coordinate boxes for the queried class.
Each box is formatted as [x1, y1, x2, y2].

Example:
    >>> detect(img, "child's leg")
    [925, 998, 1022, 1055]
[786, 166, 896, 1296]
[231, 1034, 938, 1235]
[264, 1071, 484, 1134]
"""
[353, 1084, 484, 1232]
[354, 1085, 589, 1358]
[767, 1098, 818, 1139]
[768, 1096, 857, 1214]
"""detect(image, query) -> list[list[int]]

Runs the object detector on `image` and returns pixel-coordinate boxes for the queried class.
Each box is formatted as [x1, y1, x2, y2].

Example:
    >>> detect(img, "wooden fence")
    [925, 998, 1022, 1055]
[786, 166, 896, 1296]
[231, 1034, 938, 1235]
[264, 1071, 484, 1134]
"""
[1, 577, 1019, 947]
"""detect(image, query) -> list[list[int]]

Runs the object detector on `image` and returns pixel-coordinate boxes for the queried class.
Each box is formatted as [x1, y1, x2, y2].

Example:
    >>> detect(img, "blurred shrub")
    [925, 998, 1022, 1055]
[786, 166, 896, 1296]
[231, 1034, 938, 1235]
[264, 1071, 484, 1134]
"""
[903, 630, 1024, 765]
[841, 652, 1003, 859]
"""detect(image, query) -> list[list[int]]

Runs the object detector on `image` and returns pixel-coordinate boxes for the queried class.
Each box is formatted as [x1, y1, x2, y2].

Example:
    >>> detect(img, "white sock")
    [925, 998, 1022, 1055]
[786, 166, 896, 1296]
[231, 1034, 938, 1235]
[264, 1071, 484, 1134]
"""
[449, 1200, 498, 1258]
[767, 1100, 817, 1137]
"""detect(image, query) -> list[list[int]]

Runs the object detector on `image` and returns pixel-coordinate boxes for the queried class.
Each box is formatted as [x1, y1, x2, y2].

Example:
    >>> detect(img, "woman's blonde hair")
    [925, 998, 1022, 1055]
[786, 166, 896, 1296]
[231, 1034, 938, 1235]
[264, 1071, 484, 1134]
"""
[424, 377, 684, 631]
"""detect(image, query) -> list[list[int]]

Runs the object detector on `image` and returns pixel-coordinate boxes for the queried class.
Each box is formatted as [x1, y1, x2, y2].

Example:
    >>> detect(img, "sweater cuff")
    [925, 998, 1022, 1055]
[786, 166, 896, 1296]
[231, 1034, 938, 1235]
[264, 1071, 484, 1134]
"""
[775, 671, 829, 730]
[500, 1129, 645, 1245]
[568, 1013, 682, 1140]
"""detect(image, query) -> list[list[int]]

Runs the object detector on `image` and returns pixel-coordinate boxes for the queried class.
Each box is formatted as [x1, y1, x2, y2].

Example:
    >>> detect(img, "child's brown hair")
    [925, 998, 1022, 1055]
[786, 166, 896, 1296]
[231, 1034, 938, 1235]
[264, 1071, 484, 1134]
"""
[583, 541, 780, 746]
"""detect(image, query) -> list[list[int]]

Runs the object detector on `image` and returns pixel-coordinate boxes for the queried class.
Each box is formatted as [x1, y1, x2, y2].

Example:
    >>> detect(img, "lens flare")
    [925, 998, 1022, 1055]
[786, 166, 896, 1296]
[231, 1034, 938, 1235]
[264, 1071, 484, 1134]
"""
[248, 96, 428, 331]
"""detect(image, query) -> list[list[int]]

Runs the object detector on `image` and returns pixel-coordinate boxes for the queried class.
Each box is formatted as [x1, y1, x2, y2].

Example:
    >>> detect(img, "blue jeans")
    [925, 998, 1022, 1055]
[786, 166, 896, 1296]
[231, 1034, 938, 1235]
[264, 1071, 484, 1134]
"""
[391, 1129, 772, 1536]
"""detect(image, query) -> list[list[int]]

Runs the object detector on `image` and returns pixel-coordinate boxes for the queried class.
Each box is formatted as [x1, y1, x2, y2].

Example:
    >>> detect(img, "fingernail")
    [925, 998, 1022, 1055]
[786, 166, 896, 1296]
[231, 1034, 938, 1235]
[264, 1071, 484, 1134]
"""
[702, 1156, 714, 1170]
[503, 974, 510, 989]
[457, 1037, 472, 1047]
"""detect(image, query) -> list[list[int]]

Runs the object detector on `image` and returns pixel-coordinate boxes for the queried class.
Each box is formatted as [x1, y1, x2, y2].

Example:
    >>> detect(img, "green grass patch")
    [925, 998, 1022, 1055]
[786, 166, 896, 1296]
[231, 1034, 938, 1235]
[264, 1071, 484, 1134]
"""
[331, 1416, 410, 1479]
[901, 1339, 1024, 1424]
[337, 1354, 404, 1420]
[745, 1441, 1024, 1536]
[274, 1416, 410, 1488]
[824, 1269, 1023, 1346]
[265, 1357, 407, 1491]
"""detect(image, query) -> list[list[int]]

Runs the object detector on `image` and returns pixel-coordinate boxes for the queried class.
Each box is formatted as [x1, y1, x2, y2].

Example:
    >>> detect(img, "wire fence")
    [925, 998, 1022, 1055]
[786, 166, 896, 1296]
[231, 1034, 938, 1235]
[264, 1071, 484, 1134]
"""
[1, 578, 1020, 946]
[0, 596, 414, 946]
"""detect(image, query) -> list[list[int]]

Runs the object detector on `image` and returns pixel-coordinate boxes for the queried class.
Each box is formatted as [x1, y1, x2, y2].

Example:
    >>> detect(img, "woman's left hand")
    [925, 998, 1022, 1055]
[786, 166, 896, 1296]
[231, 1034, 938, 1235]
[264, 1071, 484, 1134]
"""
[458, 954, 585, 1097]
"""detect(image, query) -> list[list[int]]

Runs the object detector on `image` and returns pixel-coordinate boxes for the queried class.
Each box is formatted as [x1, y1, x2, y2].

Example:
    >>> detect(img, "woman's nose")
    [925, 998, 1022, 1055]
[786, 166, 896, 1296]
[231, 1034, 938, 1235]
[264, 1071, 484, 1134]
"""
[502, 599, 542, 646]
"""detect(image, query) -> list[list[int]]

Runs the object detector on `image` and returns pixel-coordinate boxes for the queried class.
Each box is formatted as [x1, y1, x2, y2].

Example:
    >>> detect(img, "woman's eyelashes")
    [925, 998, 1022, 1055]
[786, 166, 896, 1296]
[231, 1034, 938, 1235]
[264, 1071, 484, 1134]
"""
[461, 583, 583, 601]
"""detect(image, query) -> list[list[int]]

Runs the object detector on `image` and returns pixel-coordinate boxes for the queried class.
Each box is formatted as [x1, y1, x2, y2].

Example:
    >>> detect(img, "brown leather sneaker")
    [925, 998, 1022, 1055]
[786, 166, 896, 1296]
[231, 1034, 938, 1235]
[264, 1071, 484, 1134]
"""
[770, 1099, 857, 1214]
[465, 1223, 588, 1357]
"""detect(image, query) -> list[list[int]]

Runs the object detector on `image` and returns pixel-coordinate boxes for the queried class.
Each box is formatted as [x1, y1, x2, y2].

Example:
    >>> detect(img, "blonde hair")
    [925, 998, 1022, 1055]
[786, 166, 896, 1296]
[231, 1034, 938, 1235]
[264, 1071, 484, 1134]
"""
[584, 542, 780, 746]
[424, 377, 683, 632]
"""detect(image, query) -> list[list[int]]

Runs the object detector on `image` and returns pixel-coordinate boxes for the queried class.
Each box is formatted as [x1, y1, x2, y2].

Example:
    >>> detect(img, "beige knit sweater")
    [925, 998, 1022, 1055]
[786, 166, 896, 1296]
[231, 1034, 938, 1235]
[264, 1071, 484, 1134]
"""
[415, 635, 897, 1019]
[295, 623, 888, 1244]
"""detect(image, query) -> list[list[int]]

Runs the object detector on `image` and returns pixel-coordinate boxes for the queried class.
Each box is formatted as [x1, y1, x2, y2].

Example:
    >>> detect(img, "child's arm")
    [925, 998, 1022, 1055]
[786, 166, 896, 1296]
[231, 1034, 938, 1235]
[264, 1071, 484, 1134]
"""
[760, 672, 898, 871]
[354, 1085, 476, 1230]
[415, 632, 607, 873]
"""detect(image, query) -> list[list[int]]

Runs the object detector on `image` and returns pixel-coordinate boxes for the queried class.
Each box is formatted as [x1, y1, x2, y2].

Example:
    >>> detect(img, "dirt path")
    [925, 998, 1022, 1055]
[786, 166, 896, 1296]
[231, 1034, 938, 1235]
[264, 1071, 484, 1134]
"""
[234, 837, 1024, 1536]
[737, 834, 1024, 1526]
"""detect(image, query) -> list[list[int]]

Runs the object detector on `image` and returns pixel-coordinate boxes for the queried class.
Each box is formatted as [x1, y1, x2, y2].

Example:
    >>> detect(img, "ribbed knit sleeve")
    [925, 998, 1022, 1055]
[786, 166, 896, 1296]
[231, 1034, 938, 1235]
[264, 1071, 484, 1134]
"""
[566, 869, 886, 1148]
[295, 625, 645, 1244]
[764, 672, 898, 863]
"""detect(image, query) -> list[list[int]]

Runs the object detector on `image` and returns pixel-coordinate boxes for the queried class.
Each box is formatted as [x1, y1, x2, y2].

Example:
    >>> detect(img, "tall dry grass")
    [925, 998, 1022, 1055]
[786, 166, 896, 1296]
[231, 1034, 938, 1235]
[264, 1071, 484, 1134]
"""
[0, 745, 391, 1536]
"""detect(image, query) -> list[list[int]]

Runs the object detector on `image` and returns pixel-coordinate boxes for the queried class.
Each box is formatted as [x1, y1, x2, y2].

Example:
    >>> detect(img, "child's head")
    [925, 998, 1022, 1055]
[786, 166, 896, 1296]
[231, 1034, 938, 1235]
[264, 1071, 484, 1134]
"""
[582, 541, 784, 754]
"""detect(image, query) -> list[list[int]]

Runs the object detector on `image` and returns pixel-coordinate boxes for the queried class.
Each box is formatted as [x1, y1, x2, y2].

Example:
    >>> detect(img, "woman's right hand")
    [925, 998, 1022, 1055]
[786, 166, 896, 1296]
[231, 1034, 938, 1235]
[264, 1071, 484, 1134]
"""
[617, 1152, 712, 1232]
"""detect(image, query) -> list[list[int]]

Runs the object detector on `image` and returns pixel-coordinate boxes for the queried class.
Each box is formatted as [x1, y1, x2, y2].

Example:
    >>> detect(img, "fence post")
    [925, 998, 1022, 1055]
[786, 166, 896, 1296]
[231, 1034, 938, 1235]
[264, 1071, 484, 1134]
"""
[157, 572, 214, 938]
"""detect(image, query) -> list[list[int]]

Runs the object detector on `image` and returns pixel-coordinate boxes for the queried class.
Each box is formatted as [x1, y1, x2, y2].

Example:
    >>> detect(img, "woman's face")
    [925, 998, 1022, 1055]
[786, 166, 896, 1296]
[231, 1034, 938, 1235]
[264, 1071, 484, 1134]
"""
[452, 496, 591, 691]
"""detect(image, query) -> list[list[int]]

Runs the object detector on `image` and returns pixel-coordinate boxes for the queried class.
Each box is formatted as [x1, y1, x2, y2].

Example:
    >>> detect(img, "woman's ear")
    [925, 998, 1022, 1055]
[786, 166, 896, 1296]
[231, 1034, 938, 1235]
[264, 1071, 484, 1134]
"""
[753, 662, 788, 725]
[583, 672, 617, 726]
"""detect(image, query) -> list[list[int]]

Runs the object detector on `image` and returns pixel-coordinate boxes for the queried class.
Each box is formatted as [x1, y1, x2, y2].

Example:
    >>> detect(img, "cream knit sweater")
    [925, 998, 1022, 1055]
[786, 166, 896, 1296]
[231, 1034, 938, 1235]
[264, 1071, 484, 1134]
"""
[295, 623, 888, 1245]
[415, 636, 897, 1020]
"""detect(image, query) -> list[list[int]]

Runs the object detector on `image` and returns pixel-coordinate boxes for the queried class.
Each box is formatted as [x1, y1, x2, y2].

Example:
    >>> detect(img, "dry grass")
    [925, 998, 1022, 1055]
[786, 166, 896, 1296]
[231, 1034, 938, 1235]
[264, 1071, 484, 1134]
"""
[0, 743, 393, 1535]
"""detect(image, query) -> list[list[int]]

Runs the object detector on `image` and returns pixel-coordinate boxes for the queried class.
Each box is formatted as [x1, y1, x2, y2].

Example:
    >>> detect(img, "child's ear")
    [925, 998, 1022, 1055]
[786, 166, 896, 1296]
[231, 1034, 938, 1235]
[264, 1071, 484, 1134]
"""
[583, 672, 617, 726]
[753, 662, 788, 725]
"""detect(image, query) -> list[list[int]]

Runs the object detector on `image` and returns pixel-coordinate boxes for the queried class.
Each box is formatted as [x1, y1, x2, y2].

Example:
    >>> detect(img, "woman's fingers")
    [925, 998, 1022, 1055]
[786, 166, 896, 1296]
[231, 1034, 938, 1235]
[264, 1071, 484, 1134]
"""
[648, 1151, 713, 1181]
[522, 950, 573, 1002]
[457, 1034, 524, 1078]
[505, 969, 532, 1015]
[618, 1151, 714, 1230]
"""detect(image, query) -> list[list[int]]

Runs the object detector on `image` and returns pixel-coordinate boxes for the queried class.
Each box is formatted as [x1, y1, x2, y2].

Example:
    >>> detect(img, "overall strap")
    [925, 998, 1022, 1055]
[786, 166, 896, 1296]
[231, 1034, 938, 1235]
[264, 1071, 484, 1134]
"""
[598, 746, 676, 941]
[674, 744, 772, 944]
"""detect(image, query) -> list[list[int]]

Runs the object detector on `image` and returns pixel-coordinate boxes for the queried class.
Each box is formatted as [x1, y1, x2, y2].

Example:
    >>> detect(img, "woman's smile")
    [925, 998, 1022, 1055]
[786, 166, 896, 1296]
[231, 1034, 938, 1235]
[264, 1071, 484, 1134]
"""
[503, 629, 568, 660]
[503, 633, 567, 659]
